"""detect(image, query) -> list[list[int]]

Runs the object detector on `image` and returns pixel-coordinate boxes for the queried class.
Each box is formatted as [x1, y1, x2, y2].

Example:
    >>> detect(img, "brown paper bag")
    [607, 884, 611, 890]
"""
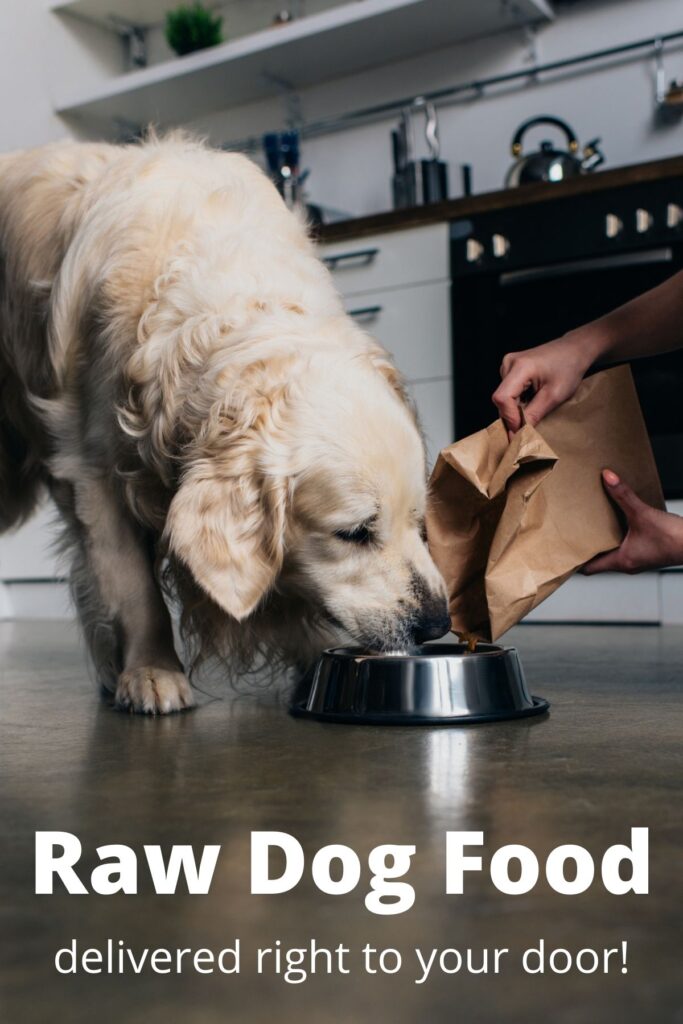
[426, 365, 665, 642]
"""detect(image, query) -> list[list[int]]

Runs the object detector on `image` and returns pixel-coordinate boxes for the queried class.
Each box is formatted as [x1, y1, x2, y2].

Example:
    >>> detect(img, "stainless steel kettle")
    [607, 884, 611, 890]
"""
[505, 116, 605, 187]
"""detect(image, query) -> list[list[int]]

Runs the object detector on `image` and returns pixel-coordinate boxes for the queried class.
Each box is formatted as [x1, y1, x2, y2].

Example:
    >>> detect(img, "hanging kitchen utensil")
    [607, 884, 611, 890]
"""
[654, 38, 683, 125]
[390, 109, 417, 209]
[415, 98, 449, 204]
[505, 115, 605, 187]
[262, 130, 303, 208]
[390, 100, 450, 209]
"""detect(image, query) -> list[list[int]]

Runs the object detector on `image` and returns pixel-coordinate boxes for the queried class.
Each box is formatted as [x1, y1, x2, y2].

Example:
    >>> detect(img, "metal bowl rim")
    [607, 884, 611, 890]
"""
[321, 642, 514, 662]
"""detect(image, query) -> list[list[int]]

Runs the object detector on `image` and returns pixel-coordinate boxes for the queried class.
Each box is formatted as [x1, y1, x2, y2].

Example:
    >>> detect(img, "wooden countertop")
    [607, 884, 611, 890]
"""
[316, 153, 683, 243]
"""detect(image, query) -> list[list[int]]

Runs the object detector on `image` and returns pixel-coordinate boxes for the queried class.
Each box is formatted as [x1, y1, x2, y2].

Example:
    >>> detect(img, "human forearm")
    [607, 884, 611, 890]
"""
[565, 267, 683, 367]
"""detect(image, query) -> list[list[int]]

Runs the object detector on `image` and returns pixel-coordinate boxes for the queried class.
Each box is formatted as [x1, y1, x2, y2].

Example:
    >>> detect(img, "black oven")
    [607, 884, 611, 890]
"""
[450, 176, 683, 497]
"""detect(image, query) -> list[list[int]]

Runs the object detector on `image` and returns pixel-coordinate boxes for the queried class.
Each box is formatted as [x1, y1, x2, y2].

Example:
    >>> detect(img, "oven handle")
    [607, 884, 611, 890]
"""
[499, 248, 674, 287]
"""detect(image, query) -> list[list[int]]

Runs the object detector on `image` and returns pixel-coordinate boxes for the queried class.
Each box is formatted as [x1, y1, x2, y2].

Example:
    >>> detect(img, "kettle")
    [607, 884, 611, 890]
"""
[505, 116, 605, 187]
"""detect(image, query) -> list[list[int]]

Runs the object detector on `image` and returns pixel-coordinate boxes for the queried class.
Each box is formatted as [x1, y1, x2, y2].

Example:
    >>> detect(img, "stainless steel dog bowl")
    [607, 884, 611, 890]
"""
[292, 642, 549, 725]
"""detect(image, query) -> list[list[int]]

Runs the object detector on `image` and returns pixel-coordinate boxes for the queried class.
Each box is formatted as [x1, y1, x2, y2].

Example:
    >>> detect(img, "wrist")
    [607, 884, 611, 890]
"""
[563, 322, 613, 370]
[663, 512, 683, 567]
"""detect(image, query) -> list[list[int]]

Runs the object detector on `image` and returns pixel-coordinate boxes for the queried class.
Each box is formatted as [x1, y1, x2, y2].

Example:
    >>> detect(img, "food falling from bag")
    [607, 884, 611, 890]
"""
[426, 366, 664, 642]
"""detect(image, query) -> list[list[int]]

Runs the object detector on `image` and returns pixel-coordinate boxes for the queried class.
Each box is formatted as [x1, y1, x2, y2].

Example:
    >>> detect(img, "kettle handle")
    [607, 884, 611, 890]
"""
[511, 116, 579, 157]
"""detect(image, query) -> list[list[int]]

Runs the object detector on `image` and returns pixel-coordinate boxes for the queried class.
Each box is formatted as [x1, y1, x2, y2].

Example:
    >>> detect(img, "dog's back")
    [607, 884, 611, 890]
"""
[0, 141, 117, 529]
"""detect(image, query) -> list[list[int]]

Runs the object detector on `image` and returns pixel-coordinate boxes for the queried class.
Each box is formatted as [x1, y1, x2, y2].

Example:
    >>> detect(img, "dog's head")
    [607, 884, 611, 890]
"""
[165, 338, 449, 658]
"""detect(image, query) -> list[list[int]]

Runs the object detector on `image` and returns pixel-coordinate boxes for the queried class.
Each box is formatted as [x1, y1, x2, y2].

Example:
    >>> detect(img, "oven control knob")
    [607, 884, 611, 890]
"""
[667, 203, 683, 228]
[466, 238, 485, 263]
[605, 213, 623, 239]
[492, 233, 510, 258]
[636, 208, 653, 233]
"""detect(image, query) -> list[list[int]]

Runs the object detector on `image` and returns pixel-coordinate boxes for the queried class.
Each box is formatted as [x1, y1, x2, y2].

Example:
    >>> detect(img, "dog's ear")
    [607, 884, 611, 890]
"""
[165, 462, 286, 621]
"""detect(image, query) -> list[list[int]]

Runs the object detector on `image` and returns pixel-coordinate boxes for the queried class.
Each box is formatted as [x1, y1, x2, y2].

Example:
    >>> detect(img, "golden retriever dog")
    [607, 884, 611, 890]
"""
[0, 135, 449, 713]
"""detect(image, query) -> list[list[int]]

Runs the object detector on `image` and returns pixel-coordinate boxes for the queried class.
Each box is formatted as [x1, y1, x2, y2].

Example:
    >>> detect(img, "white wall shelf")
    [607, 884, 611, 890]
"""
[50, 0, 177, 28]
[49, 0, 345, 30]
[53, 0, 554, 136]
[50, 0, 194, 28]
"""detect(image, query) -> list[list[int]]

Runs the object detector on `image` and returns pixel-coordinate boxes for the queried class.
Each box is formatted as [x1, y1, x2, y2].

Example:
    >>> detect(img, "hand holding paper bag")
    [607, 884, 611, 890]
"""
[426, 366, 665, 642]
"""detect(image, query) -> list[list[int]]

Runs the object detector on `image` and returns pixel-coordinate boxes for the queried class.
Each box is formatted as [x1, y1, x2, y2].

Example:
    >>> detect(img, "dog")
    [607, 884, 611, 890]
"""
[0, 134, 449, 713]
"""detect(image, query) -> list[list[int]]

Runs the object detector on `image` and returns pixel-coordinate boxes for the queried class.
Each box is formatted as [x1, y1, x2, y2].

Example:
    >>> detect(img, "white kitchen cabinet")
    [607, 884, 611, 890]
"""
[524, 572, 661, 625]
[320, 223, 454, 470]
[345, 280, 452, 383]
[408, 378, 454, 470]
[319, 223, 449, 297]
[659, 571, 683, 625]
[0, 501, 62, 581]
[0, 502, 70, 620]
[0, 581, 72, 620]
[319, 221, 455, 469]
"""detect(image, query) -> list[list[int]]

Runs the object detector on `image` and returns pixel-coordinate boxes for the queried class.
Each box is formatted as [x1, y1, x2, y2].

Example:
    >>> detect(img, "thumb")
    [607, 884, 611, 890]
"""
[581, 547, 621, 575]
[601, 469, 646, 520]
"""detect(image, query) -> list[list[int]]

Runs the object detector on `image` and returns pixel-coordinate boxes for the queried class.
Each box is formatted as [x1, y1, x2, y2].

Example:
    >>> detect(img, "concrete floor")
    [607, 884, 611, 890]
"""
[0, 620, 681, 1023]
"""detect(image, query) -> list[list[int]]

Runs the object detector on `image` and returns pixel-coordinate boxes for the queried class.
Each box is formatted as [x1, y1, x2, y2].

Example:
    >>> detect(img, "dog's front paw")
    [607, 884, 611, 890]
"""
[115, 667, 195, 715]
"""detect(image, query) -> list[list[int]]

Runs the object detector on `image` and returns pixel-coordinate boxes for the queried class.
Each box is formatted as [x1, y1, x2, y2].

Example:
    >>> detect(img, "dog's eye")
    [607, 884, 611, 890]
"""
[334, 523, 373, 545]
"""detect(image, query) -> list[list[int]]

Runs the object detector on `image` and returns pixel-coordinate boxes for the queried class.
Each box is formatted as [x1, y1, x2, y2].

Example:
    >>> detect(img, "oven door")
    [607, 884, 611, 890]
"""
[452, 246, 683, 498]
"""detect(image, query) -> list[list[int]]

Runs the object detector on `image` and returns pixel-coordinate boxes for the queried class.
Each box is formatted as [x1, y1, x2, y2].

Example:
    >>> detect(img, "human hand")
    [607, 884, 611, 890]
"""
[582, 470, 683, 574]
[492, 331, 599, 433]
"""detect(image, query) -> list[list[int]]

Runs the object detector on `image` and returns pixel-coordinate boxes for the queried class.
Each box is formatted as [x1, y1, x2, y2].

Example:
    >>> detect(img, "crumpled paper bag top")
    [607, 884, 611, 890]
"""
[426, 365, 664, 642]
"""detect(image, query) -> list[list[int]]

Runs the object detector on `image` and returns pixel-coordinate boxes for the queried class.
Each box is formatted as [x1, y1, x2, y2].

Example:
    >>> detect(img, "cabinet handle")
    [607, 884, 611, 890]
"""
[323, 247, 379, 269]
[348, 305, 383, 323]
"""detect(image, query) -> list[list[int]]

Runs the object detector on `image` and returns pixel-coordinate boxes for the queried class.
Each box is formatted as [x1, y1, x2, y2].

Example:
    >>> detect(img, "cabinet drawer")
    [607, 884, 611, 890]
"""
[0, 501, 61, 581]
[408, 378, 454, 470]
[318, 223, 449, 297]
[346, 281, 451, 383]
[524, 573, 660, 624]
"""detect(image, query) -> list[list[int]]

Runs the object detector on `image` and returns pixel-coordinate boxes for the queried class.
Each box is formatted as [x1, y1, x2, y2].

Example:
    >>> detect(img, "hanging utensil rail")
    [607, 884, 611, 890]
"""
[226, 26, 683, 153]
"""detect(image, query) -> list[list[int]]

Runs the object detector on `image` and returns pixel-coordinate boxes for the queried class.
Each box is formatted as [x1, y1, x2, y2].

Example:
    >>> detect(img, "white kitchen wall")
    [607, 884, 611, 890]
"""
[0, 0, 65, 150]
[10, 0, 683, 198]
[2, 0, 683, 618]
[0, 0, 121, 151]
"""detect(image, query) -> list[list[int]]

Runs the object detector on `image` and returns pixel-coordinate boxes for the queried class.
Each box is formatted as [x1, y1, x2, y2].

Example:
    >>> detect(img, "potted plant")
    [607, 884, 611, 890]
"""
[165, 3, 223, 57]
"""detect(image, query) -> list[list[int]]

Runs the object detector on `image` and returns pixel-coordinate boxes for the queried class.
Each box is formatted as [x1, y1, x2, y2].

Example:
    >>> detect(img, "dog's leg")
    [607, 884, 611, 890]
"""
[52, 477, 194, 714]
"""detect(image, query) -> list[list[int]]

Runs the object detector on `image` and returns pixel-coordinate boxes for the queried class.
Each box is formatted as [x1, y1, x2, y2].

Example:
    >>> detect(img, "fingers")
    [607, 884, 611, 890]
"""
[491, 388, 523, 432]
[494, 352, 560, 433]
[601, 469, 647, 519]
[523, 385, 562, 427]
[498, 400, 523, 433]
[493, 379, 561, 432]
[492, 360, 533, 432]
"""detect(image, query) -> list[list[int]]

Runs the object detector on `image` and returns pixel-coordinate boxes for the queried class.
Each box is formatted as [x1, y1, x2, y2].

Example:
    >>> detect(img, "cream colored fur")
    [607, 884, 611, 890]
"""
[0, 134, 448, 713]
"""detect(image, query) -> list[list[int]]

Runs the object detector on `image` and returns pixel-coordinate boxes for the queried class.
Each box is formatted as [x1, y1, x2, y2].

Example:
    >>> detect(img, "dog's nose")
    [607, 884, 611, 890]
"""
[412, 609, 451, 644]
